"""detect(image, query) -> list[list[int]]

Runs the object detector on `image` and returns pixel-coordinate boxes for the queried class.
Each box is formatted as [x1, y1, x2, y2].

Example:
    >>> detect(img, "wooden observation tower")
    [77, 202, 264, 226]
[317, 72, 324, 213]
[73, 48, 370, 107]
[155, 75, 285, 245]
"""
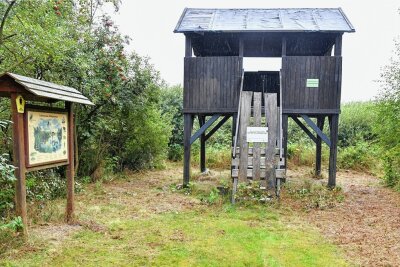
[174, 8, 355, 196]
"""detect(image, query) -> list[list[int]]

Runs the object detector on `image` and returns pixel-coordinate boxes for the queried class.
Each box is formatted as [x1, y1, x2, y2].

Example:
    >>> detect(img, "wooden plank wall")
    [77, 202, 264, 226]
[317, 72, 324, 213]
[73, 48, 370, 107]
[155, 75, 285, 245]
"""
[281, 56, 342, 113]
[243, 72, 280, 93]
[184, 56, 243, 114]
[243, 71, 280, 106]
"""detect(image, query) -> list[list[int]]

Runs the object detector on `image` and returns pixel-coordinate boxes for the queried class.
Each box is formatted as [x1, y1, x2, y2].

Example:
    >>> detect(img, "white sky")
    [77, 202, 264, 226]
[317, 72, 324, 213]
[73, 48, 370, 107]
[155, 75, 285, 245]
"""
[108, 1, 400, 102]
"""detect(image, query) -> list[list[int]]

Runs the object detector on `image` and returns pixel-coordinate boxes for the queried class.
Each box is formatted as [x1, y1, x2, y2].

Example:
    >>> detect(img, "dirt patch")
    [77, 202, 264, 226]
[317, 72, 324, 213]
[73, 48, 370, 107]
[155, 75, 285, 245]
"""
[30, 224, 81, 246]
[287, 168, 400, 266]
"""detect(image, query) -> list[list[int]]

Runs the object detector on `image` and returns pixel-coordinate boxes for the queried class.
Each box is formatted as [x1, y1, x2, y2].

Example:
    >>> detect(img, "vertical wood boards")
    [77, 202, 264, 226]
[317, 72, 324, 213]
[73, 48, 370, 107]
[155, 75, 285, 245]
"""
[265, 93, 278, 190]
[252, 92, 262, 180]
[328, 115, 339, 187]
[185, 35, 192, 57]
[10, 94, 28, 236]
[183, 114, 193, 186]
[65, 102, 75, 223]
[239, 37, 244, 57]
[281, 36, 287, 56]
[334, 35, 343, 56]
[183, 56, 243, 113]
[238, 91, 252, 182]
[281, 56, 342, 113]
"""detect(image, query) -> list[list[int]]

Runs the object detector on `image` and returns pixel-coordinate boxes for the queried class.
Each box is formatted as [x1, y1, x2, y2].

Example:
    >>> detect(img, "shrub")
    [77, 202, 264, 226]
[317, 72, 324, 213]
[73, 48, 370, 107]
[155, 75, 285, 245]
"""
[337, 141, 378, 172]
[375, 38, 400, 188]
[160, 86, 184, 161]
[339, 102, 377, 147]
[382, 152, 400, 190]
[0, 120, 16, 218]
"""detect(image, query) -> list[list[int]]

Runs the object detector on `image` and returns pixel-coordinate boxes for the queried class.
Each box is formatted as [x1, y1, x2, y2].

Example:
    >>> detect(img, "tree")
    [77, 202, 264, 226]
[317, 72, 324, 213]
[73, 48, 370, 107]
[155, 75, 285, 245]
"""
[0, 0, 172, 216]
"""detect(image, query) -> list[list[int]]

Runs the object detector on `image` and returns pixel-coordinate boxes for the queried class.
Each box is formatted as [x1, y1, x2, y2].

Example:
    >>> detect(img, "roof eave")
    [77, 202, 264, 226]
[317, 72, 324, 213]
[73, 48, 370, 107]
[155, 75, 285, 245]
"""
[173, 7, 188, 33]
[175, 29, 355, 34]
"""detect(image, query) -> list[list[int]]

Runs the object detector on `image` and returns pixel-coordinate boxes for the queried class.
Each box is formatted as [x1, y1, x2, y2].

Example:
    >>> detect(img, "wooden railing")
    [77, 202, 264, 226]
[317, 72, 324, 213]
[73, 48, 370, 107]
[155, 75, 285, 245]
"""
[232, 69, 245, 158]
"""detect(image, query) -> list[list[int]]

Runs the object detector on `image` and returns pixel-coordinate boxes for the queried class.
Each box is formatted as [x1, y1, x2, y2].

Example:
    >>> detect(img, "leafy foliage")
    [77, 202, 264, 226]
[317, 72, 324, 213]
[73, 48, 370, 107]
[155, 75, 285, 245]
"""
[375, 38, 400, 189]
[285, 101, 379, 172]
[0, 216, 23, 232]
[0, 1, 172, 217]
[160, 86, 184, 161]
[0, 119, 15, 218]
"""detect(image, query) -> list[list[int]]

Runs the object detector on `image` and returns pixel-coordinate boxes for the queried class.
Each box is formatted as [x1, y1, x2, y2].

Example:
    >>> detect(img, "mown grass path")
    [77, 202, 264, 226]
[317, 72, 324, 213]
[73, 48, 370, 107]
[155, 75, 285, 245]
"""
[2, 163, 397, 266]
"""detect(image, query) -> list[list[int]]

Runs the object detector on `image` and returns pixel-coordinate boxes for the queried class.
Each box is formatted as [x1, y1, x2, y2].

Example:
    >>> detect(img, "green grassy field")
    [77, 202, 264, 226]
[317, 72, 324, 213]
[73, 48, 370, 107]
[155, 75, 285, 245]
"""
[0, 166, 349, 267]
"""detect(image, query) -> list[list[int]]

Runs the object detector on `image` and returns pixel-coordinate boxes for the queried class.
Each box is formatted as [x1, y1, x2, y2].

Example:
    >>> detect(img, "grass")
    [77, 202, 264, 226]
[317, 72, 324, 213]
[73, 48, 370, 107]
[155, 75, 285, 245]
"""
[2, 208, 348, 267]
[0, 165, 350, 267]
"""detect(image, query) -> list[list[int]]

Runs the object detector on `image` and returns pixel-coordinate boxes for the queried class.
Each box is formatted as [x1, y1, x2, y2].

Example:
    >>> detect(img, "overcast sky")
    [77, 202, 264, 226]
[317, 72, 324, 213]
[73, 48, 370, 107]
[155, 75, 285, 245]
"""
[108, 1, 400, 102]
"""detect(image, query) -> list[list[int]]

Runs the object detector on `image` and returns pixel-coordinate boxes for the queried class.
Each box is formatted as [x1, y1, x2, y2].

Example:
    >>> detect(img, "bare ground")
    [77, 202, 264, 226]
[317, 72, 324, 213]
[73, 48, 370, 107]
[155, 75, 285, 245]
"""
[287, 167, 400, 266]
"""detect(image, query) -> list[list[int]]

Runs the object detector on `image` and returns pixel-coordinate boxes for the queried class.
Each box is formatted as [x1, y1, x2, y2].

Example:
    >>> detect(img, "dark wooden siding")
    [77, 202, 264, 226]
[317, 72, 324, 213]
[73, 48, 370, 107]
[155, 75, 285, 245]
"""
[243, 71, 280, 106]
[281, 56, 342, 114]
[184, 56, 243, 114]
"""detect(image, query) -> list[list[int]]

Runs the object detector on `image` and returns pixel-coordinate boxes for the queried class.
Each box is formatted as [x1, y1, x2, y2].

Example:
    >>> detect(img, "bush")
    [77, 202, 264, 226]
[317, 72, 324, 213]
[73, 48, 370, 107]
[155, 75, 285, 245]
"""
[122, 103, 172, 170]
[160, 86, 184, 161]
[337, 141, 378, 172]
[26, 169, 71, 201]
[375, 38, 400, 188]
[339, 102, 377, 147]
[382, 152, 400, 190]
[286, 102, 379, 173]
[0, 153, 16, 219]
[0, 120, 16, 219]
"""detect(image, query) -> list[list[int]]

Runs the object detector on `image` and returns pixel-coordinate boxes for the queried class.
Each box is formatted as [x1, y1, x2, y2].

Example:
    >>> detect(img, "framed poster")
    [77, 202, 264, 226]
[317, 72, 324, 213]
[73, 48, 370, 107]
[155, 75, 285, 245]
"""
[25, 107, 69, 168]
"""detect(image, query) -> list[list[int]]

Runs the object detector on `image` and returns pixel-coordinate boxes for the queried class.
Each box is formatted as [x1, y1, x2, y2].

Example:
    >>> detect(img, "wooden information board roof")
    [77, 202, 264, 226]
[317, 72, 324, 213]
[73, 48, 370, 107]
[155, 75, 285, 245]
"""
[174, 8, 355, 33]
[0, 72, 94, 105]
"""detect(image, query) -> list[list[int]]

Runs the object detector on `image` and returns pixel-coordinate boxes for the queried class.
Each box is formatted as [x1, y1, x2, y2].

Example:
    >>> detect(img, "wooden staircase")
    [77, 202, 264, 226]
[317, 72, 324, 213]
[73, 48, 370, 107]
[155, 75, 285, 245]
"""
[231, 91, 286, 202]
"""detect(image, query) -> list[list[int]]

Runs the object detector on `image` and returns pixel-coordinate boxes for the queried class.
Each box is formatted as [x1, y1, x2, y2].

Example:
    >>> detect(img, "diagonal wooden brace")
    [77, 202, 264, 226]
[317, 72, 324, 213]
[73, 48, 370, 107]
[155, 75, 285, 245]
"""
[205, 115, 230, 141]
[301, 115, 331, 147]
[291, 116, 317, 144]
[190, 114, 220, 145]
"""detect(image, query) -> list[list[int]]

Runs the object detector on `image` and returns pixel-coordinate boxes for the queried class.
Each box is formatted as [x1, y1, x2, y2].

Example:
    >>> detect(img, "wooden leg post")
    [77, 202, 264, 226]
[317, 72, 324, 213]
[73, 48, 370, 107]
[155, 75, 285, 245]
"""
[328, 115, 339, 187]
[282, 114, 289, 169]
[66, 102, 75, 223]
[11, 94, 28, 236]
[232, 113, 237, 146]
[199, 116, 206, 173]
[183, 114, 193, 186]
[315, 116, 325, 176]
[231, 113, 238, 204]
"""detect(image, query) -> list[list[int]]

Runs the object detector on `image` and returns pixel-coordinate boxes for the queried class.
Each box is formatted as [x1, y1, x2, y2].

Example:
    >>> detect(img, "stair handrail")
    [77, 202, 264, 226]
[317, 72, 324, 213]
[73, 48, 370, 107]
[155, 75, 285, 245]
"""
[233, 69, 245, 158]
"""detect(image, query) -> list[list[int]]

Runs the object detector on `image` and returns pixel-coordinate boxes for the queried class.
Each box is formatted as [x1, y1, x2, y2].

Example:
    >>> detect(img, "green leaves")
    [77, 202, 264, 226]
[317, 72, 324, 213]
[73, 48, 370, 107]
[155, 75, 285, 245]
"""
[376, 38, 400, 188]
[0, 216, 23, 232]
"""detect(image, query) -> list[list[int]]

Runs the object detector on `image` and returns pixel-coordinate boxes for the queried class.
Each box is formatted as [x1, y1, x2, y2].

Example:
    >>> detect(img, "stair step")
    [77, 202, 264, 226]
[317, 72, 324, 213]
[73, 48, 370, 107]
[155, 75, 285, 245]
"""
[231, 155, 280, 168]
[231, 168, 286, 179]
[233, 147, 280, 156]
